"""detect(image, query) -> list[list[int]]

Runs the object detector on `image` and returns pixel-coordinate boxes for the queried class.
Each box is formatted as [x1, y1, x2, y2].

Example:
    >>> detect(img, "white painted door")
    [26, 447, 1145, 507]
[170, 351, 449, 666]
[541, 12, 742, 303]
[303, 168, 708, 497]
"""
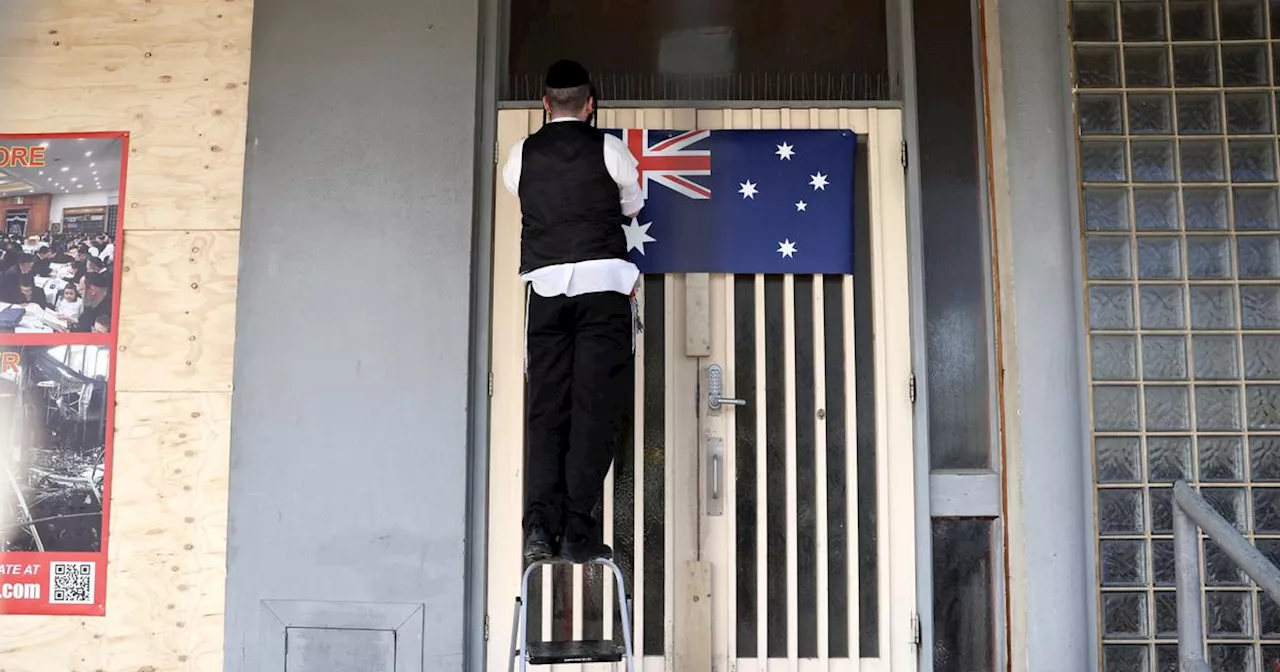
[487, 108, 916, 672]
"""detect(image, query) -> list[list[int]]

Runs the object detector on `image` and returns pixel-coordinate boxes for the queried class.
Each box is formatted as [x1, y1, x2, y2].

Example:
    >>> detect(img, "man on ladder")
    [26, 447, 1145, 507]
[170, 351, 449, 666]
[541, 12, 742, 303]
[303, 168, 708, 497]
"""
[500, 59, 643, 565]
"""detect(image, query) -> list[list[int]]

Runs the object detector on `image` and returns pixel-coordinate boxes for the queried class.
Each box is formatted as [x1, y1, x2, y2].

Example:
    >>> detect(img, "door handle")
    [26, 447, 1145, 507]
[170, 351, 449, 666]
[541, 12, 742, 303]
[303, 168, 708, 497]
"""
[706, 363, 746, 412]
[706, 436, 724, 516]
[711, 454, 721, 500]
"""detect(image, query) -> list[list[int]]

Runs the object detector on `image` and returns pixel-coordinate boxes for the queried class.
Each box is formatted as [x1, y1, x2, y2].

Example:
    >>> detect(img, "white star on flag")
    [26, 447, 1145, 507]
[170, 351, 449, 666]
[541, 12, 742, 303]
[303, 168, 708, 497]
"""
[775, 142, 795, 160]
[809, 172, 829, 190]
[622, 218, 657, 254]
[738, 180, 759, 199]
[795, 200, 807, 212]
[777, 239, 798, 258]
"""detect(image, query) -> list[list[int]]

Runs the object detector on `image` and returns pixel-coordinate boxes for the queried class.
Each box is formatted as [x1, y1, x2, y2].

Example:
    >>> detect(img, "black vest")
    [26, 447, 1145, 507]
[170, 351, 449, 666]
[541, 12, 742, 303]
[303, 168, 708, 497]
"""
[517, 121, 628, 274]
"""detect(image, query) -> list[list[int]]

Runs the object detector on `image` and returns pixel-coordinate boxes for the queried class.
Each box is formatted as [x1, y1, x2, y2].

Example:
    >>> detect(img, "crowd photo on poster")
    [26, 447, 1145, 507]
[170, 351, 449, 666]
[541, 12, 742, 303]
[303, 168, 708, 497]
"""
[0, 136, 120, 335]
[0, 345, 109, 554]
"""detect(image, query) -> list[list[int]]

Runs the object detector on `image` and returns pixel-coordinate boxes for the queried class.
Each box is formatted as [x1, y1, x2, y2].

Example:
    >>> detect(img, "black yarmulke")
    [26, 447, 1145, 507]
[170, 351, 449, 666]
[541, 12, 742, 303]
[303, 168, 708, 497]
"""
[545, 59, 590, 88]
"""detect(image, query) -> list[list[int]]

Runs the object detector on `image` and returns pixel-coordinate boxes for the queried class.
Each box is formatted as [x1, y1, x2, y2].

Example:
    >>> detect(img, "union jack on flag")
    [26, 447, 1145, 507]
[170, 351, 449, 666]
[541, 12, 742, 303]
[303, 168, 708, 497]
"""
[620, 129, 712, 200]
[602, 127, 857, 274]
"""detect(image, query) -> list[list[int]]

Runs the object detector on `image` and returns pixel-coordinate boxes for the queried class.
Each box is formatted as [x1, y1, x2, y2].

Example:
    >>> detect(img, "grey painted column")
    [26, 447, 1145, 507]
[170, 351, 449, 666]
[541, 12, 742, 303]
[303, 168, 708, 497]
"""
[995, 0, 1095, 668]
[224, 0, 481, 669]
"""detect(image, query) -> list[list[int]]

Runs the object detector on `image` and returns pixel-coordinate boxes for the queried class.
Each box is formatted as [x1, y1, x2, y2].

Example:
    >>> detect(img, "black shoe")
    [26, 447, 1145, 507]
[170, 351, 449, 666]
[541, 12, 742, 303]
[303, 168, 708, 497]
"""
[524, 526, 555, 562]
[560, 539, 612, 563]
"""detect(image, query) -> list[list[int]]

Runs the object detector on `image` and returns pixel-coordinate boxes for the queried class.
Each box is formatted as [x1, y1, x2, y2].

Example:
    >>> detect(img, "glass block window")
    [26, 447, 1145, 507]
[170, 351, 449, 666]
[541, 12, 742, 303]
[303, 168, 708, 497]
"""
[1069, 1, 1280, 670]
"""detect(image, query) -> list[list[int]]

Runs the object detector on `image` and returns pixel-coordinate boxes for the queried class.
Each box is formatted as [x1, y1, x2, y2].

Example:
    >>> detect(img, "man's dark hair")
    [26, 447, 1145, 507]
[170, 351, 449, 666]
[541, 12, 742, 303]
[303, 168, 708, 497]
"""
[543, 59, 593, 118]
[545, 84, 590, 117]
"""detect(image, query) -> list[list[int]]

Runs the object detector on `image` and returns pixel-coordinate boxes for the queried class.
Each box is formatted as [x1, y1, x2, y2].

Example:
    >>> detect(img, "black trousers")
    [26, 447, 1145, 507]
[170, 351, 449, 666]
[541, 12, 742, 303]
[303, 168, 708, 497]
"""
[523, 288, 634, 543]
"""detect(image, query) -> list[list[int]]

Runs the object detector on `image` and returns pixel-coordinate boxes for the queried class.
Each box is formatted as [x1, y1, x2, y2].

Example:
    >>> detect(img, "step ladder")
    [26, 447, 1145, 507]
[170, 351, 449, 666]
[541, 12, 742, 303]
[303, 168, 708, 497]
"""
[508, 557, 636, 672]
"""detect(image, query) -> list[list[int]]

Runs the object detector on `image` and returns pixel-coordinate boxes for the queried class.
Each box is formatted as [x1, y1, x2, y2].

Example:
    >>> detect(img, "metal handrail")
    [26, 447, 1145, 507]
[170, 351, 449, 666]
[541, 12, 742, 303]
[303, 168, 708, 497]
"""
[1172, 480, 1280, 672]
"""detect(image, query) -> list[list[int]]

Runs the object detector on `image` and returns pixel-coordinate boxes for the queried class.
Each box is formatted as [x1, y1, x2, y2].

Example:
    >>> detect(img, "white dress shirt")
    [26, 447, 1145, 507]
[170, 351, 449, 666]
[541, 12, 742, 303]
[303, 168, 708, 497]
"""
[502, 116, 645, 298]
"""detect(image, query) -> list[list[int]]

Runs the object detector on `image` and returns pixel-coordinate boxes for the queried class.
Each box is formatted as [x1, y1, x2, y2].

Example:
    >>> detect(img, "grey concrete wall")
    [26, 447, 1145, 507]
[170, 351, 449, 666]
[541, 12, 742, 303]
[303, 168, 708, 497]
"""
[223, 0, 481, 669]
[995, 0, 1096, 668]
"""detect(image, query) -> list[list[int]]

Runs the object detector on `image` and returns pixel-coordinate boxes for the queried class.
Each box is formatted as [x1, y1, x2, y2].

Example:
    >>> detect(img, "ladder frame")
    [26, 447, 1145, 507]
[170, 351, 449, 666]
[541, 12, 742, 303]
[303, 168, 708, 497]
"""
[510, 558, 636, 672]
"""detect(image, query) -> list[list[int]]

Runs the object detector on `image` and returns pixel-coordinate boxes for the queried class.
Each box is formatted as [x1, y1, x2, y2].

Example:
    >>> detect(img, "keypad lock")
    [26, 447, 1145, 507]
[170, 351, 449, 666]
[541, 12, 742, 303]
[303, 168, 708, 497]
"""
[706, 363, 746, 413]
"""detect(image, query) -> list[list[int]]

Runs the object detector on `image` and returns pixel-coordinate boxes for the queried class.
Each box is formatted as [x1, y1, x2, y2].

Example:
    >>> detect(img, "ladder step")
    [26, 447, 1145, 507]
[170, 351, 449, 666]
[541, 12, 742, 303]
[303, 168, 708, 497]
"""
[526, 640, 627, 665]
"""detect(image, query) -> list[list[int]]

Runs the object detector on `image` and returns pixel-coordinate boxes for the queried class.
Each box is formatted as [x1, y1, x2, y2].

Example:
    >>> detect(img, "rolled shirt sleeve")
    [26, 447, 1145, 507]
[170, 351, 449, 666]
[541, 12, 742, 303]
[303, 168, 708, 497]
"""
[603, 134, 645, 217]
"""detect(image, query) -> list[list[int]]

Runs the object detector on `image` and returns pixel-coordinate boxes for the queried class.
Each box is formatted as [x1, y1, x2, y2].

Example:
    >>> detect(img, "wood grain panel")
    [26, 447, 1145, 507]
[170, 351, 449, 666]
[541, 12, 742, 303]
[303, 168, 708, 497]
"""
[0, 1, 252, 232]
[0, 392, 232, 672]
[0, 1, 251, 669]
[116, 230, 239, 393]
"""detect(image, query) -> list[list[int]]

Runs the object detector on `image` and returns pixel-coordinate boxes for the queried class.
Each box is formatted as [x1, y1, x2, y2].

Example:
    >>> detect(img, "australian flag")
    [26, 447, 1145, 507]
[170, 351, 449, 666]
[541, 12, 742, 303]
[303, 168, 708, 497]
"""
[602, 128, 857, 274]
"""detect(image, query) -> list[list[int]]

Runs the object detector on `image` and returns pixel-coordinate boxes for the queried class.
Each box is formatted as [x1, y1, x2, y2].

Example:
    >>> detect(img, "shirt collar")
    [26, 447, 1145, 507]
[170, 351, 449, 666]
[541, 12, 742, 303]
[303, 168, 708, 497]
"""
[549, 116, 583, 123]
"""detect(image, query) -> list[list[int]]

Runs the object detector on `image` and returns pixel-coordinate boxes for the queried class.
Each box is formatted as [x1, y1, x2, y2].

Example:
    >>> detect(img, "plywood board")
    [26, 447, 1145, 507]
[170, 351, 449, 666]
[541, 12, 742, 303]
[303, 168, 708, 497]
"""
[0, 0, 251, 669]
[0, 391, 232, 671]
[116, 230, 240, 393]
[0, 2, 252, 232]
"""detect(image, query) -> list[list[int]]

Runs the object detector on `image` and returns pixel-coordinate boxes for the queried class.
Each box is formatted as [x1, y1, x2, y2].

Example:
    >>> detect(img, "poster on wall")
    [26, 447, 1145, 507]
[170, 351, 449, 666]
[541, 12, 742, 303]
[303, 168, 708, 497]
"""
[0, 132, 128, 616]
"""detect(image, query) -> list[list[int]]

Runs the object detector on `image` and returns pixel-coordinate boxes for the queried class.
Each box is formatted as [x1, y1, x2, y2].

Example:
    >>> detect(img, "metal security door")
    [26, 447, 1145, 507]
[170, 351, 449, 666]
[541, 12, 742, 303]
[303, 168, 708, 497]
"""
[486, 108, 916, 672]
[687, 109, 916, 672]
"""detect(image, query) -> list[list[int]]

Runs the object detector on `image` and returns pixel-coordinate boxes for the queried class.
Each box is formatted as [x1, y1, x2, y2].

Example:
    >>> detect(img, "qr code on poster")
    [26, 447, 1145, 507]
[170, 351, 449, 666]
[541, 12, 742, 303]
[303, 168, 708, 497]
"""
[49, 561, 95, 605]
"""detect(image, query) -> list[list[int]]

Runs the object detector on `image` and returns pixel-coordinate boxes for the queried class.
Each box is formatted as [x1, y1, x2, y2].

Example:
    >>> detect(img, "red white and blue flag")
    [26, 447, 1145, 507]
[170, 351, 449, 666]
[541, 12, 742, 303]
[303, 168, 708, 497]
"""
[604, 128, 857, 274]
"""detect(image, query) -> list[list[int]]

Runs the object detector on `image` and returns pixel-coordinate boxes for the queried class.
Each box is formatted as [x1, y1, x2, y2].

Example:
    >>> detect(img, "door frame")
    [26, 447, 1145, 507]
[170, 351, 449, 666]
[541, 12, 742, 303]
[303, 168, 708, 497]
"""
[484, 107, 917, 672]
